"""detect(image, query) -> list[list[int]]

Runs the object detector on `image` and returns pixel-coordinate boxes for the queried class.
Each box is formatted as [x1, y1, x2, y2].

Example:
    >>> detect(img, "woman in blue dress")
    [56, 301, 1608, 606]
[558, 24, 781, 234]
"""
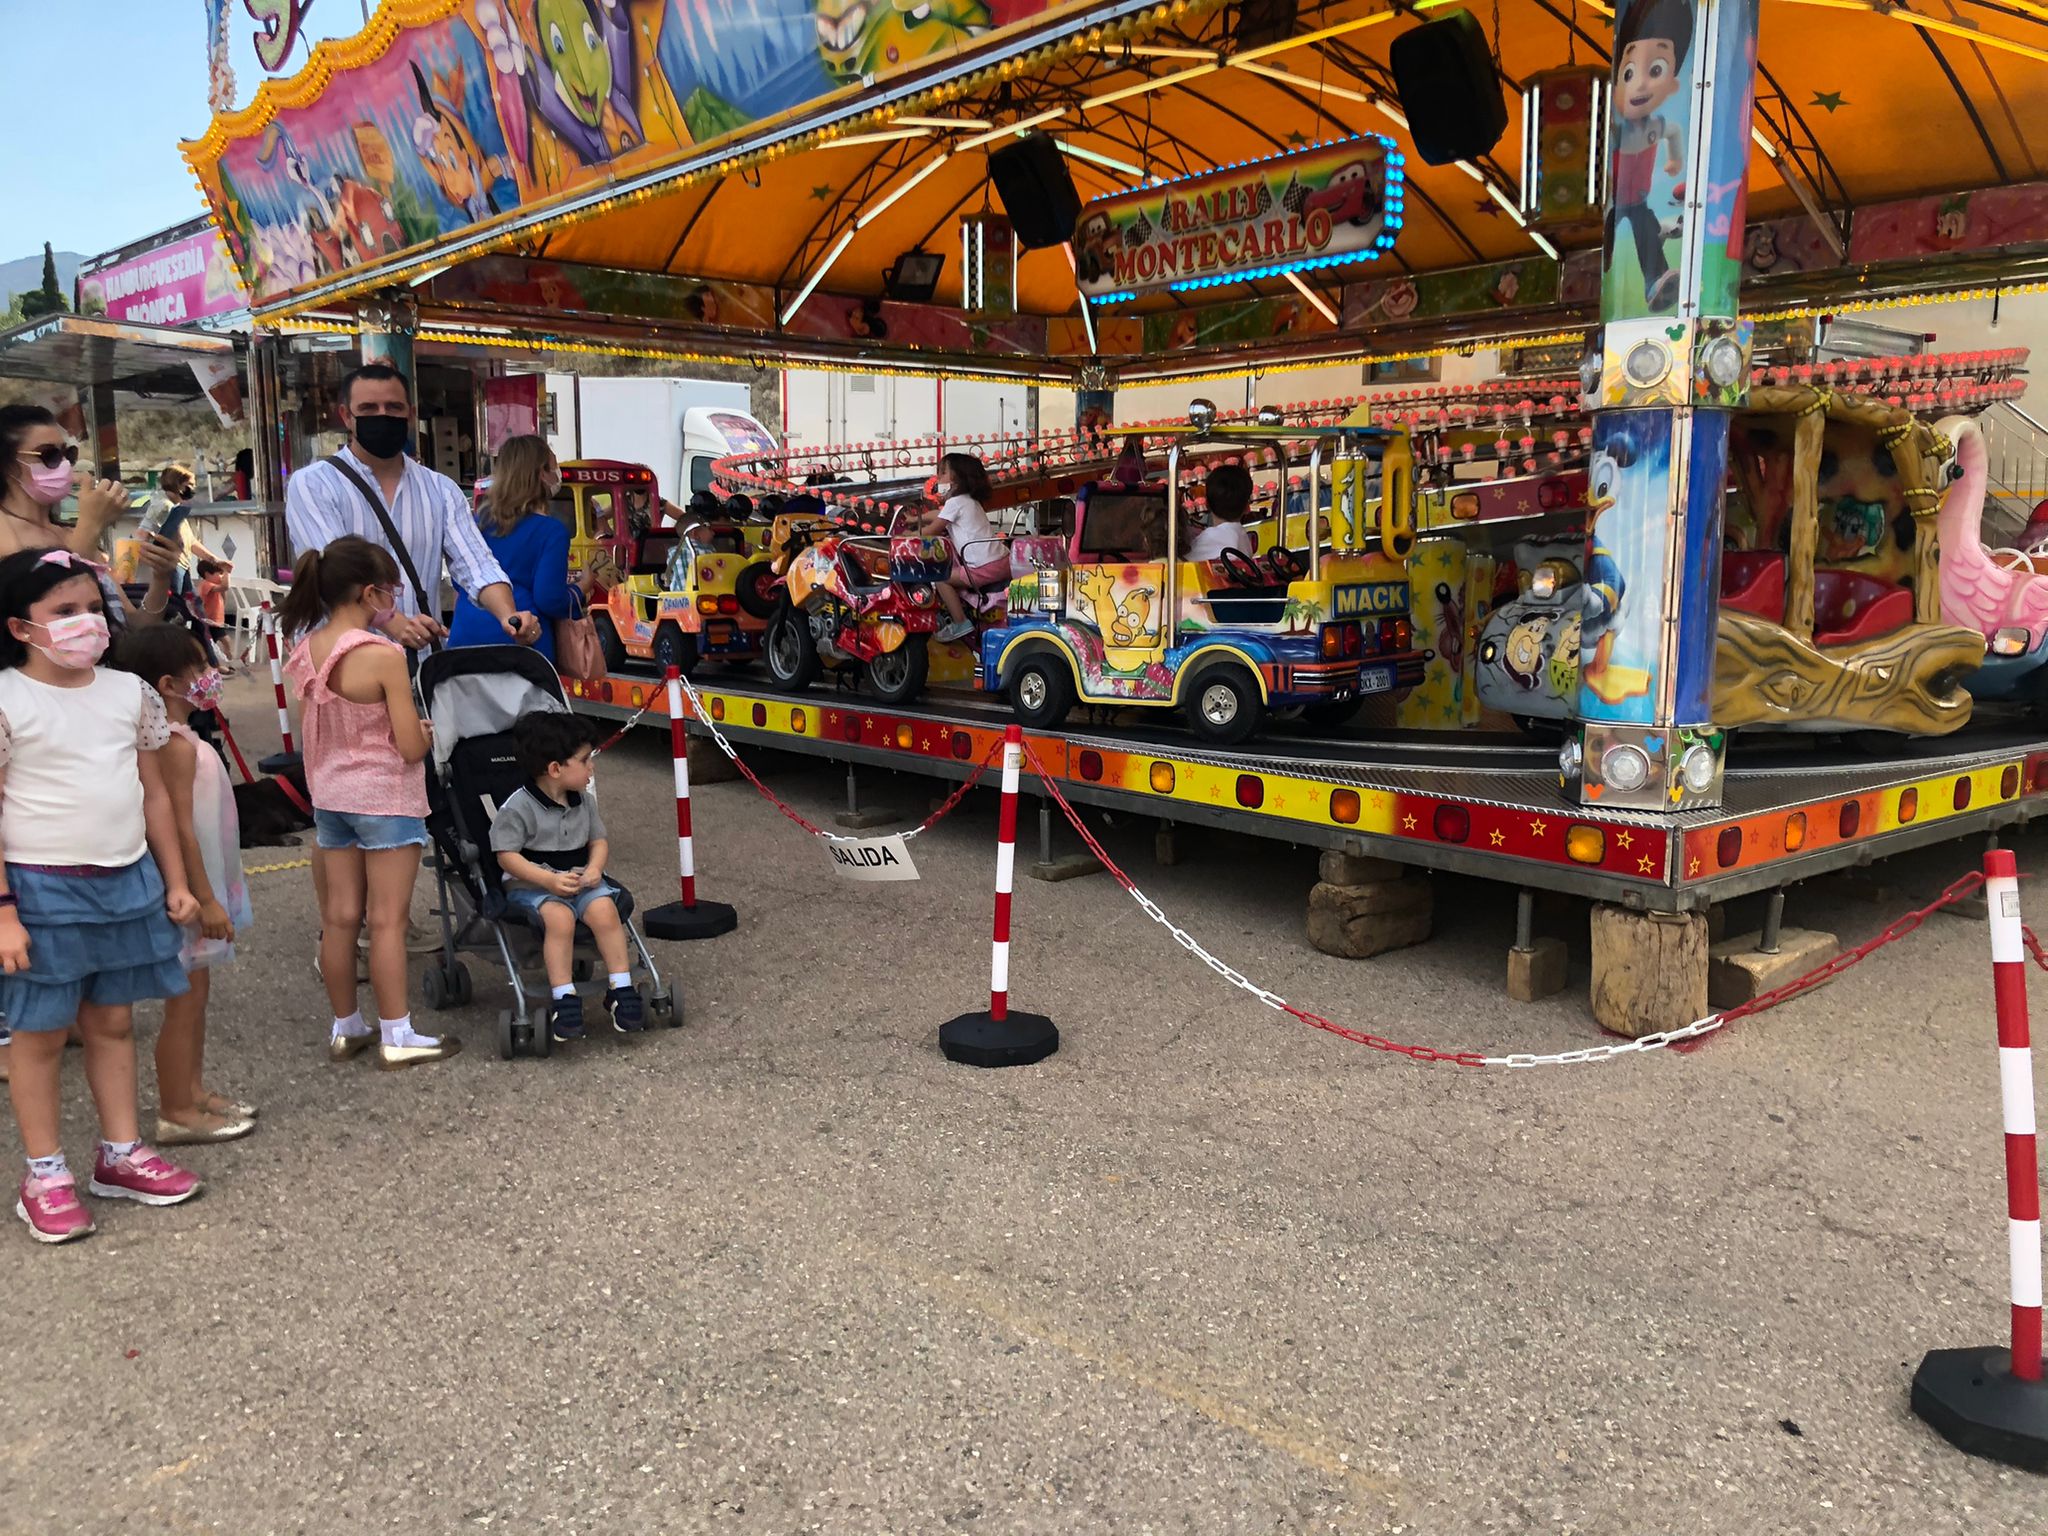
[448, 435, 574, 665]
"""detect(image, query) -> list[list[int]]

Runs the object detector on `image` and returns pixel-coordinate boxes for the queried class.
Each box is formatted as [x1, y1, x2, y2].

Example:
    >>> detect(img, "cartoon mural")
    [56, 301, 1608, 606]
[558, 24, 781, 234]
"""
[1396, 539, 1466, 729]
[1578, 413, 1670, 717]
[192, 0, 1059, 307]
[1601, 0, 1693, 319]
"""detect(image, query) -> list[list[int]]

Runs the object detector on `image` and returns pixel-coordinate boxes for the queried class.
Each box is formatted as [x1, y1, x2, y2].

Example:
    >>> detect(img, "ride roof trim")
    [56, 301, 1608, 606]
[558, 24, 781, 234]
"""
[188, 0, 2048, 374]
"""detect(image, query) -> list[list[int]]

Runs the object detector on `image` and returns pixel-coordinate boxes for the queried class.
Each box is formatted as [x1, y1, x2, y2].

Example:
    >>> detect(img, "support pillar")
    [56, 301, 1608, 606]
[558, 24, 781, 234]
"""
[1564, 0, 1761, 812]
[87, 378, 119, 481]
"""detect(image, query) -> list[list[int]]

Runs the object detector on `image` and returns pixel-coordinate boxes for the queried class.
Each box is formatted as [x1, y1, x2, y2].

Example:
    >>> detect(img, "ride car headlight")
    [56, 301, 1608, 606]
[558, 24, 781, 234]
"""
[1530, 566, 1559, 599]
[1993, 625, 2031, 657]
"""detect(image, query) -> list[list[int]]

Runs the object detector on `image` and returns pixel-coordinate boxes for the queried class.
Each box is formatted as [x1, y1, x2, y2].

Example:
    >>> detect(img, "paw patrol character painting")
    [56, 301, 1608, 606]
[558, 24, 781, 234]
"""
[1604, 0, 1692, 315]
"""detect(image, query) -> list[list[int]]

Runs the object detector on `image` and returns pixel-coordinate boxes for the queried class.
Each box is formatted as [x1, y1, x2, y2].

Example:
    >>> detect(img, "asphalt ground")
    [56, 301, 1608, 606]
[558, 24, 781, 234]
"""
[7, 672, 2047, 1534]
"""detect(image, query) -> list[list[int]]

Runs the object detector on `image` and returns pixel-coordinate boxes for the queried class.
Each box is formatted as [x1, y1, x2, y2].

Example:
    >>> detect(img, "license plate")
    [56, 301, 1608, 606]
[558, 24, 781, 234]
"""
[1357, 663, 1396, 694]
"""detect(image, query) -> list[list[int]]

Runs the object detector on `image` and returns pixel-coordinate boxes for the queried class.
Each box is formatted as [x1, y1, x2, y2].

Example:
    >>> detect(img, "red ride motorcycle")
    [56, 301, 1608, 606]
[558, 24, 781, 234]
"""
[761, 517, 955, 703]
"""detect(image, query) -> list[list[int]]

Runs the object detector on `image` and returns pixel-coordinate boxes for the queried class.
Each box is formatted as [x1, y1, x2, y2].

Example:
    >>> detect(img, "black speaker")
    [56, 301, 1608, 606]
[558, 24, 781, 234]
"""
[988, 133, 1081, 250]
[1388, 9, 1509, 166]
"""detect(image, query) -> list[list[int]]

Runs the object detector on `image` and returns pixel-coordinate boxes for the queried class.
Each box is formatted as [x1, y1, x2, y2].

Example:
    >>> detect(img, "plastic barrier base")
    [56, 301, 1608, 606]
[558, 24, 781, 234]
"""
[1912, 1346, 2048, 1471]
[939, 1009, 1059, 1068]
[643, 899, 739, 941]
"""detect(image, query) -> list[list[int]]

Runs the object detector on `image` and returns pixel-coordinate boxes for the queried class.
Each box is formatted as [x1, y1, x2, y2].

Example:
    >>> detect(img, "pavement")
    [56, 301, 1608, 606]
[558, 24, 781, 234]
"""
[8, 671, 2048, 1534]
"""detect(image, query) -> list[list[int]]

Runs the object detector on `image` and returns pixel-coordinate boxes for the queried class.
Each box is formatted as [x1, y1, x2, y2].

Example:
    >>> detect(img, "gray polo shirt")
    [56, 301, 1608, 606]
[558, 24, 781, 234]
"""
[490, 783, 610, 892]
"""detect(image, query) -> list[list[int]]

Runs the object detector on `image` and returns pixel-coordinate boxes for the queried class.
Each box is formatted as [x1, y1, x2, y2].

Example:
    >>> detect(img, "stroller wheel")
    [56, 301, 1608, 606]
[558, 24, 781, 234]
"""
[650, 989, 679, 1027]
[448, 961, 473, 1007]
[423, 966, 449, 1012]
[497, 1009, 517, 1060]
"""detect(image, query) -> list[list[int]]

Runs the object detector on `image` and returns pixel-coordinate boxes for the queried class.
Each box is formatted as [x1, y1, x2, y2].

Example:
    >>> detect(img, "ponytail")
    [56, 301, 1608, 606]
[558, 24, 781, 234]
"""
[278, 535, 401, 638]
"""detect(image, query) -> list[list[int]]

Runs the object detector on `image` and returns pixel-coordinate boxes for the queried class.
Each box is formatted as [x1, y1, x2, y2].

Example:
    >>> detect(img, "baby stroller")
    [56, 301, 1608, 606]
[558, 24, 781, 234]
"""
[415, 645, 677, 1059]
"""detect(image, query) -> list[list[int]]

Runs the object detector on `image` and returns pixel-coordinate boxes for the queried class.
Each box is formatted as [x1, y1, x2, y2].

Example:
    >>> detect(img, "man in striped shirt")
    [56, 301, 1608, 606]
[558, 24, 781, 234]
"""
[283, 363, 539, 649]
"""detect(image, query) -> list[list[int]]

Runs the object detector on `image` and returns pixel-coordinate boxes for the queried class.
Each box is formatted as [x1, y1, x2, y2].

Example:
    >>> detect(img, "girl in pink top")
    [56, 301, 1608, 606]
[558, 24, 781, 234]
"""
[281, 536, 454, 1070]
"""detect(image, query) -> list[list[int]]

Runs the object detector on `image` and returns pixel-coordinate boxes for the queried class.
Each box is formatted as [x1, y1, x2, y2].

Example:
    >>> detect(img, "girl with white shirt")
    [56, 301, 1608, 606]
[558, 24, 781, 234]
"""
[0, 548, 203, 1243]
[918, 454, 1005, 643]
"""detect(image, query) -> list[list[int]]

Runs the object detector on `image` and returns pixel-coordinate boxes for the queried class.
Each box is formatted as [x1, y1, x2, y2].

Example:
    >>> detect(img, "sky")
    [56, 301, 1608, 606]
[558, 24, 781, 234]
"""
[5, 0, 368, 260]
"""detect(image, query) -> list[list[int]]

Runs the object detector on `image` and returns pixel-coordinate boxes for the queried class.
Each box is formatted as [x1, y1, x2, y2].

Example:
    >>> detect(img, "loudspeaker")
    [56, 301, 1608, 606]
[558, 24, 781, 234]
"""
[1388, 9, 1509, 166]
[988, 133, 1081, 250]
[1234, 0, 1297, 50]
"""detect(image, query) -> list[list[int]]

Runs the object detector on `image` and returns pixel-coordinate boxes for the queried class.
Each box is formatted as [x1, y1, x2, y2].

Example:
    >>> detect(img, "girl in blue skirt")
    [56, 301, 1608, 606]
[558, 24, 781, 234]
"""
[0, 548, 202, 1243]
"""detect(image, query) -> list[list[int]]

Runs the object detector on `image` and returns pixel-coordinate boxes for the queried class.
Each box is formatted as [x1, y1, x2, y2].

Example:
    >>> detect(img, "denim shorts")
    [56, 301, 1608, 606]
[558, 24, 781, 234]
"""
[315, 809, 430, 852]
[506, 879, 621, 923]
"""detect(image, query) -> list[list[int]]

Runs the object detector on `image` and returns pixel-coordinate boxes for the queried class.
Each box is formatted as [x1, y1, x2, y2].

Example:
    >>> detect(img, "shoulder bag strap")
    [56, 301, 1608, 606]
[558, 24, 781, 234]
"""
[321, 455, 442, 651]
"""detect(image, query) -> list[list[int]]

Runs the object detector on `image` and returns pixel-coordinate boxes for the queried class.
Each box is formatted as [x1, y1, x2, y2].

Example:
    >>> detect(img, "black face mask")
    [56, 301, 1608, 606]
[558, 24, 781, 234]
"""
[352, 414, 410, 460]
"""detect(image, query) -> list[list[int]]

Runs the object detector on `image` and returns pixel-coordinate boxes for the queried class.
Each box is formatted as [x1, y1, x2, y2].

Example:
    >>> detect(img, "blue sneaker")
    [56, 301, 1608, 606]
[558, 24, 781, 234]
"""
[606, 986, 645, 1034]
[548, 995, 585, 1043]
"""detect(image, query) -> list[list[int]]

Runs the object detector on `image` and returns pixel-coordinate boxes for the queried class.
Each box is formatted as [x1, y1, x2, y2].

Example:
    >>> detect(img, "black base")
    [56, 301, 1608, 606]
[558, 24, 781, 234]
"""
[258, 750, 303, 775]
[939, 1008, 1059, 1067]
[642, 899, 739, 941]
[1912, 1346, 2048, 1472]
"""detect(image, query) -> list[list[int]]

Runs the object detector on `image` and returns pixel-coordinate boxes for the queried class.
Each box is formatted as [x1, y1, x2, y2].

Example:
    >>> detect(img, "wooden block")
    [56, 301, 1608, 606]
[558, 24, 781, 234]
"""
[685, 735, 740, 785]
[1318, 850, 1407, 886]
[1589, 906, 1708, 1039]
[1708, 927, 1839, 1008]
[1506, 937, 1569, 1002]
[1306, 878, 1434, 960]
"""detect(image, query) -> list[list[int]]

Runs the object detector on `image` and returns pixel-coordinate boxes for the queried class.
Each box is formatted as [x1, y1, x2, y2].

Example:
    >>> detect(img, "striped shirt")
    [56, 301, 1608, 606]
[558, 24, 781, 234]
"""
[283, 445, 508, 618]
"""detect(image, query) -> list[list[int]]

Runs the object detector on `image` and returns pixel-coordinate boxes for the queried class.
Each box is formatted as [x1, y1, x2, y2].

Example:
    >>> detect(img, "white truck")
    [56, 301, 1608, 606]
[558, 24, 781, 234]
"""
[545, 375, 779, 504]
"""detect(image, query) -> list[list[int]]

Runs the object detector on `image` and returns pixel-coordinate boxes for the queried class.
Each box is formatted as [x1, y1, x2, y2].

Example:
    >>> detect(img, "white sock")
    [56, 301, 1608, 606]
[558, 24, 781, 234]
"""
[332, 1011, 370, 1039]
[551, 983, 575, 1000]
[607, 972, 631, 990]
[379, 1014, 436, 1047]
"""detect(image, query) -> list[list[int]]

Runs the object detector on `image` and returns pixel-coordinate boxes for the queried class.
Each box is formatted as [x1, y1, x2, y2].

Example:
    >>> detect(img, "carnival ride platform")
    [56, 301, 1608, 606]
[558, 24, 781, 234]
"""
[565, 667, 2048, 912]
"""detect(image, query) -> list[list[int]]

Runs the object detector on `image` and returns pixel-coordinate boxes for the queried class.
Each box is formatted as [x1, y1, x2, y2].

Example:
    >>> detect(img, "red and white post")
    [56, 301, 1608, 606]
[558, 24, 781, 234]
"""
[1911, 848, 2048, 1469]
[256, 601, 300, 773]
[940, 723, 1058, 1067]
[641, 664, 738, 941]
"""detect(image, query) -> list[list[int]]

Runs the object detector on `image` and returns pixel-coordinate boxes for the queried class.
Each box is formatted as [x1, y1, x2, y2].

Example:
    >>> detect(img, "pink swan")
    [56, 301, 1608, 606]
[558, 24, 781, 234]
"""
[1936, 414, 2048, 649]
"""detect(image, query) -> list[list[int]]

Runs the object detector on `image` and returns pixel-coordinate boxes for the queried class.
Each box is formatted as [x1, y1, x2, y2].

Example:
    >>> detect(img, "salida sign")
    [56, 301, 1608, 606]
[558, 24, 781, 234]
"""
[1074, 135, 1403, 303]
[827, 833, 921, 882]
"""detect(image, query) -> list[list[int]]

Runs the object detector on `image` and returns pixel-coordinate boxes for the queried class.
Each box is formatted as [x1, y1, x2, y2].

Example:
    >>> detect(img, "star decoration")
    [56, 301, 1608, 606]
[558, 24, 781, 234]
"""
[1529, 818, 1548, 837]
[1401, 813, 1418, 830]
[1638, 855, 1655, 874]
[1489, 828, 1505, 847]
[1472, 198, 1501, 216]
[1286, 130, 1309, 147]
[1688, 857, 1701, 876]
[809, 184, 835, 200]
[1810, 90, 1846, 112]
[1615, 829, 1633, 849]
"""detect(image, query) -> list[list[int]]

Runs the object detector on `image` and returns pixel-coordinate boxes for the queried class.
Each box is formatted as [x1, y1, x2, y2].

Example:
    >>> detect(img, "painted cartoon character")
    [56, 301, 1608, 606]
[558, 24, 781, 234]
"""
[1580, 441, 1630, 671]
[1605, 0, 1691, 312]
[479, 0, 642, 169]
[411, 59, 506, 221]
[1111, 587, 1158, 647]
[1501, 618, 1547, 688]
[1433, 581, 1465, 673]
[817, 0, 992, 86]
[1073, 211, 1116, 283]
[1547, 612, 1582, 698]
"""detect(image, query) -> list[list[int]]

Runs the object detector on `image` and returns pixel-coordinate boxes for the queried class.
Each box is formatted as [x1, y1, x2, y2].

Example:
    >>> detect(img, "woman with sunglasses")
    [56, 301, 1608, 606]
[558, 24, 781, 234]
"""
[0, 405, 180, 628]
[0, 407, 180, 1086]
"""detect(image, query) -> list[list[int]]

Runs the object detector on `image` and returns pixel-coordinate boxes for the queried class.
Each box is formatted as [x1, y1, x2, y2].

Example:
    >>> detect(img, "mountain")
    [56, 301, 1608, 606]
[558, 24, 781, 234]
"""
[0, 250, 83, 308]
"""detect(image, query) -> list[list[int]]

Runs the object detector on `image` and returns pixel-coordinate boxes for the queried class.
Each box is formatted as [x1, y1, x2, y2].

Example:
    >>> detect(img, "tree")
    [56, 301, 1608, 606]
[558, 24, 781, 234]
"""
[17, 243, 65, 321]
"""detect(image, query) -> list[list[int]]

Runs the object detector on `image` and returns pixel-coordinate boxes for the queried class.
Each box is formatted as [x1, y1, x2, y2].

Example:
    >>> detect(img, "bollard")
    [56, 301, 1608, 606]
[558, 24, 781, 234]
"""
[940, 723, 1058, 1067]
[256, 602, 301, 775]
[1911, 848, 2048, 1471]
[641, 666, 739, 941]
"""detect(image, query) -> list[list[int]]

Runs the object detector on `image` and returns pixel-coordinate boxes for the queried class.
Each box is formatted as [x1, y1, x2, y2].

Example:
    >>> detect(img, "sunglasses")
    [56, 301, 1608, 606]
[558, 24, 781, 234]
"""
[19, 444, 79, 471]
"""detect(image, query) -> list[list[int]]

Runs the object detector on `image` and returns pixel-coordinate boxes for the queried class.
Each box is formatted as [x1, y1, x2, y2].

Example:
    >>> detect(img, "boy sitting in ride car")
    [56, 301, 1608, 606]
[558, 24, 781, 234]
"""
[1187, 462, 1257, 563]
[491, 711, 643, 1043]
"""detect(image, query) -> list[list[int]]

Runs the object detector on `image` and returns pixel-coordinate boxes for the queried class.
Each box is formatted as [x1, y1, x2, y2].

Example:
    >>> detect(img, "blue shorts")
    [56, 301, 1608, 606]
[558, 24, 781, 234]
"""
[506, 879, 622, 923]
[315, 809, 430, 852]
[0, 860, 187, 1033]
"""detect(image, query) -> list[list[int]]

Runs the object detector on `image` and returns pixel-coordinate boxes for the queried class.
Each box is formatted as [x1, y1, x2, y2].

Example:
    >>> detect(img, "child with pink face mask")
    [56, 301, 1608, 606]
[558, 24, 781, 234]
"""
[112, 624, 254, 1146]
[0, 548, 203, 1245]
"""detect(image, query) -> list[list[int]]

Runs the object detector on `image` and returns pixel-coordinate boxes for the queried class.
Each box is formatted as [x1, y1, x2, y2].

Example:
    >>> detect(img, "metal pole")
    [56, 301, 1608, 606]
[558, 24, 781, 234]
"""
[1760, 889, 1785, 954]
[1514, 889, 1535, 953]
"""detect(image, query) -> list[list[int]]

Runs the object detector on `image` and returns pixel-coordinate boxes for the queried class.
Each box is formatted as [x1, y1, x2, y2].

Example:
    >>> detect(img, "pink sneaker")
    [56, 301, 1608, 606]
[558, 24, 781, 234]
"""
[16, 1174, 95, 1244]
[88, 1147, 201, 1207]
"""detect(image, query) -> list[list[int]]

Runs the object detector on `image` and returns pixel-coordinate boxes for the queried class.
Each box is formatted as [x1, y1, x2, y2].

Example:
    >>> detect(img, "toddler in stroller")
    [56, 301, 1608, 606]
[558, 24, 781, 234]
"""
[415, 647, 675, 1059]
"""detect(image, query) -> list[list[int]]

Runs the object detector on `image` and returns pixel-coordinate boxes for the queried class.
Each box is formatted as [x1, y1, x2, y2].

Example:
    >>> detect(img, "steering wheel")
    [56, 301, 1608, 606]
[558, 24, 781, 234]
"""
[1266, 545, 1307, 581]
[1218, 547, 1267, 588]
